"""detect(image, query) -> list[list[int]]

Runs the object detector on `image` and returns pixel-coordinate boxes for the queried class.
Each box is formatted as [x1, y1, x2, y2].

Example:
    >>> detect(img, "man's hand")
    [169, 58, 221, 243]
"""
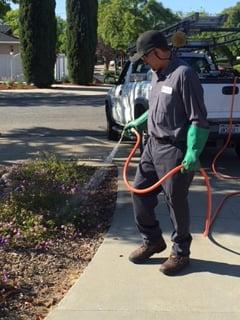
[181, 125, 209, 173]
[123, 126, 135, 139]
[181, 152, 200, 172]
[123, 111, 148, 138]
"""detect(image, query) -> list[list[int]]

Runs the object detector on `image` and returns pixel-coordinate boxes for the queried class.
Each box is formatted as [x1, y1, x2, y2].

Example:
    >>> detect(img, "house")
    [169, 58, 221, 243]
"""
[0, 20, 22, 81]
[0, 20, 20, 55]
[0, 20, 67, 82]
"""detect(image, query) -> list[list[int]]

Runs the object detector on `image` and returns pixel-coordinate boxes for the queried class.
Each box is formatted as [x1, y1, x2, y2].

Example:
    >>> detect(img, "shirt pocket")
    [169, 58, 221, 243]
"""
[157, 91, 174, 113]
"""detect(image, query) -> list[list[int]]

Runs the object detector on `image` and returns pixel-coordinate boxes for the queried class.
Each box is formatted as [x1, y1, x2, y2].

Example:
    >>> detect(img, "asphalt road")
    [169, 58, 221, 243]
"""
[0, 85, 132, 164]
[0, 85, 110, 135]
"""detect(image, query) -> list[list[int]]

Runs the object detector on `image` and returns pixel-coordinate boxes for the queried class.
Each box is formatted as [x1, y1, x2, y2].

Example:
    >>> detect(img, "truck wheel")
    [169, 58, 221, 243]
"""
[105, 103, 120, 141]
[235, 142, 240, 158]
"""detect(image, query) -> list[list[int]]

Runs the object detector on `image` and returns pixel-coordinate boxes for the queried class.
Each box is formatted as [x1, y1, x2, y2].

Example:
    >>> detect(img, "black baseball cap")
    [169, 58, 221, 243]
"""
[131, 30, 169, 62]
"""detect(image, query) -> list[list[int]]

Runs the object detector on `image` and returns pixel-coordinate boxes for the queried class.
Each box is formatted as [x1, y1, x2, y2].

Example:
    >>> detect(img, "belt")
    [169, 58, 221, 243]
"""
[155, 136, 173, 144]
[154, 136, 185, 146]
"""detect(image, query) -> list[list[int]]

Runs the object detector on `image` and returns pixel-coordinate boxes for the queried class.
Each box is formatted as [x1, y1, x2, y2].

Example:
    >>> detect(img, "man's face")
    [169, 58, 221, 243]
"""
[142, 48, 170, 71]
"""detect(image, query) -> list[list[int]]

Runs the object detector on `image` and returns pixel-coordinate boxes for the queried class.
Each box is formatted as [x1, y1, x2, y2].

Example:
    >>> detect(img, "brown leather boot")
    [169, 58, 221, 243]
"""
[129, 239, 166, 264]
[159, 254, 190, 275]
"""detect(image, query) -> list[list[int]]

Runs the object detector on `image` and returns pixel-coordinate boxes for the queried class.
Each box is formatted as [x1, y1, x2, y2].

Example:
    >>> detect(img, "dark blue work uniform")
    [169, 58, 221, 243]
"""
[132, 57, 208, 257]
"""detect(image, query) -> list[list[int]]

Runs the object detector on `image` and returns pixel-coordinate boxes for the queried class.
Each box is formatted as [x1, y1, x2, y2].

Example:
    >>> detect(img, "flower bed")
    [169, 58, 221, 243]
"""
[0, 155, 118, 319]
[0, 82, 36, 90]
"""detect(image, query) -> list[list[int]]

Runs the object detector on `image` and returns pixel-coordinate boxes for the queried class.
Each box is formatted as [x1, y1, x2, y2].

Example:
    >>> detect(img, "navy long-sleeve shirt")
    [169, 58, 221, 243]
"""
[148, 57, 209, 141]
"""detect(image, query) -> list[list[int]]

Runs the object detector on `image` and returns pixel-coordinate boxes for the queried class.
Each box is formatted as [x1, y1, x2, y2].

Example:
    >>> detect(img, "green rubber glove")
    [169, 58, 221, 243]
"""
[124, 111, 148, 138]
[181, 125, 209, 172]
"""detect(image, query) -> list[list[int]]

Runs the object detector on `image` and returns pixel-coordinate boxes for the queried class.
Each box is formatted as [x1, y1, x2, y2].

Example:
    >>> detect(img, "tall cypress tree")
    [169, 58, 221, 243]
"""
[66, 0, 98, 84]
[19, 0, 57, 88]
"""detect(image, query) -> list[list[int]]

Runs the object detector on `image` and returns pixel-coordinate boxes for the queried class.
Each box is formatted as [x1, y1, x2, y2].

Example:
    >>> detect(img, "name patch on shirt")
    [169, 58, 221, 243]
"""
[161, 85, 172, 95]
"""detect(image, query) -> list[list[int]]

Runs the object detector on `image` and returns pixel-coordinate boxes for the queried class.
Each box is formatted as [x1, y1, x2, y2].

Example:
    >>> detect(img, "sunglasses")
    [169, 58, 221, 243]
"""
[142, 49, 155, 60]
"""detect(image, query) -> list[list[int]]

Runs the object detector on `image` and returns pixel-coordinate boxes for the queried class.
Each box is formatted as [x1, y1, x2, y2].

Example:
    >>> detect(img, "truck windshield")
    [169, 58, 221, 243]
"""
[181, 57, 211, 74]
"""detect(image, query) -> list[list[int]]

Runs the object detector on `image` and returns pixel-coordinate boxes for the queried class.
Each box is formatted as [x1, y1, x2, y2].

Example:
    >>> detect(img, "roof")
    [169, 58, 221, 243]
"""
[0, 32, 19, 43]
[0, 20, 11, 35]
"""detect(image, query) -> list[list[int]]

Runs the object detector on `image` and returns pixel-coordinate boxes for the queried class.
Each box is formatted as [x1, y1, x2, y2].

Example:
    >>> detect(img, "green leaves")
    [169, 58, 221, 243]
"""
[3, 9, 19, 37]
[19, 0, 57, 88]
[98, 0, 179, 52]
[66, 0, 98, 84]
[0, 0, 11, 19]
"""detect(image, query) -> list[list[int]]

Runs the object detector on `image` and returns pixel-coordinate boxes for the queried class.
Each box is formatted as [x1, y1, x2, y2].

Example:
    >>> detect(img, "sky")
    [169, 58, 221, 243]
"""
[160, 0, 239, 15]
[12, 1, 239, 18]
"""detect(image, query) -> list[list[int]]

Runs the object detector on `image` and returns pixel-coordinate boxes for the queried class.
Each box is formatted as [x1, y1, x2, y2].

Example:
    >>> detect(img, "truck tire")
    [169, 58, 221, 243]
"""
[235, 142, 240, 158]
[107, 116, 120, 141]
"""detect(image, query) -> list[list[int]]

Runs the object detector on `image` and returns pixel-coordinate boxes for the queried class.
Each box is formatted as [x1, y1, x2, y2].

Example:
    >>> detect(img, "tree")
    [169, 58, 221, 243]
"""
[56, 16, 67, 53]
[96, 37, 115, 69]
[140, 0, 180, 30]
[98, 0, 143, 52]
[66, 0, 98, 85]
[0, 0, 11, 18]
[4, 10, 66, 53]
[19, 0, 57, 88]
[222, 3, 240, 61]
[0, 0, 19, 18]
[3, 9, 19, 36]
[98, 0, 179, 53]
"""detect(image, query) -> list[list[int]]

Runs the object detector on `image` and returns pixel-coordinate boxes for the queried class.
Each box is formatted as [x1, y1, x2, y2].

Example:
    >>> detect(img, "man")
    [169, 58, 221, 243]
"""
[125, 30, 209, 275]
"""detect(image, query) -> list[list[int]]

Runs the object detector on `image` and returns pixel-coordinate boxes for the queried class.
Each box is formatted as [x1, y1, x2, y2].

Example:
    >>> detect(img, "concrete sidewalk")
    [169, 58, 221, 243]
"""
[46, 165, 240, 320]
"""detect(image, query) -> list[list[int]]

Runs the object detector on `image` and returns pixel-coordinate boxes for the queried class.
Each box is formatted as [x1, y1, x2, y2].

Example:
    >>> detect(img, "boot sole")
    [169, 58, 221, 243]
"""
[129, 245, 167, 264]
[159, 259, 190, 275]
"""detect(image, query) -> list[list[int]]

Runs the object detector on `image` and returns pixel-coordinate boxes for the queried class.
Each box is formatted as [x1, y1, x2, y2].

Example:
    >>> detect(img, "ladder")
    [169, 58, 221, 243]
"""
[127, 13, 240, 55]
[161, 12, 240, 39]
[161, 13, 240, 50]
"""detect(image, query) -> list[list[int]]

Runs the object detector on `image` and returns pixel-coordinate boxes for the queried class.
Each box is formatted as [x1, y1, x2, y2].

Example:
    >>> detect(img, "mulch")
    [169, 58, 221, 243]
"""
[0, 84, 36, 90]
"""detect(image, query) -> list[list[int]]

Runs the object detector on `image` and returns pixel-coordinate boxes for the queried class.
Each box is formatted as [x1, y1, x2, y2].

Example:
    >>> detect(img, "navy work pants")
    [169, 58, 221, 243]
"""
[132, 136, 194, 257]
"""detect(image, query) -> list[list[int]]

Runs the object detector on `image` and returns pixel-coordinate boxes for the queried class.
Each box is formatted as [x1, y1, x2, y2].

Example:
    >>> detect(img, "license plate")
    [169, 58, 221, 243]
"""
[218, 124, 240, 134]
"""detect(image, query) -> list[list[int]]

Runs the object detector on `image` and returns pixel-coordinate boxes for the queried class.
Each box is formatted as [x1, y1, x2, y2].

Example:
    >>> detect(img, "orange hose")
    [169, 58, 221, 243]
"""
[209, 76, 240, 232]
[123, 128, 212, 236]
[211, 76, 240, 180]
[123, 77, 239, 237]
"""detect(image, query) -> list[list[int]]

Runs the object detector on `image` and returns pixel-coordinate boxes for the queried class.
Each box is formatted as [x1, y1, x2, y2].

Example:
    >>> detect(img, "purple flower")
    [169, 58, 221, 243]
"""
[2, 271, 8, 283]
[0, 235, 7, 246]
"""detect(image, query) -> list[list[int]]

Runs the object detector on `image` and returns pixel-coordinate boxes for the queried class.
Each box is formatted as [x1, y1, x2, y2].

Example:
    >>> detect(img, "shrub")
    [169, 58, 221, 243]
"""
[0, 154, 96, 247]
[19, 0, 57, 88]
[66, 0, 98, 84]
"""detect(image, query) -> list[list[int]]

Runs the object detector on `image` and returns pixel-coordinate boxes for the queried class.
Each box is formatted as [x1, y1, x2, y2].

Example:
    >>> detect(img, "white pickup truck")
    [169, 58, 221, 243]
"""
[105, 51, 240, 157]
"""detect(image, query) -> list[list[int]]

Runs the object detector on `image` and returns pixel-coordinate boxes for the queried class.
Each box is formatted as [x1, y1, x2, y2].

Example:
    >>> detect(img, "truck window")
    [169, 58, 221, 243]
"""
[132, 61, 151, 74]
[181, 57, 211, 74]
[115, 60, 131, 85]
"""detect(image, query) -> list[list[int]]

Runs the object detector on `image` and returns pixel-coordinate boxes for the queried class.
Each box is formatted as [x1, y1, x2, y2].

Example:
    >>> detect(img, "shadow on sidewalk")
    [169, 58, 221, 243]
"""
[0, 92, 105, 108]
[53, 85, 111, 92]
[208, 233, 240, 256]
[0, 127, 132, 165]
